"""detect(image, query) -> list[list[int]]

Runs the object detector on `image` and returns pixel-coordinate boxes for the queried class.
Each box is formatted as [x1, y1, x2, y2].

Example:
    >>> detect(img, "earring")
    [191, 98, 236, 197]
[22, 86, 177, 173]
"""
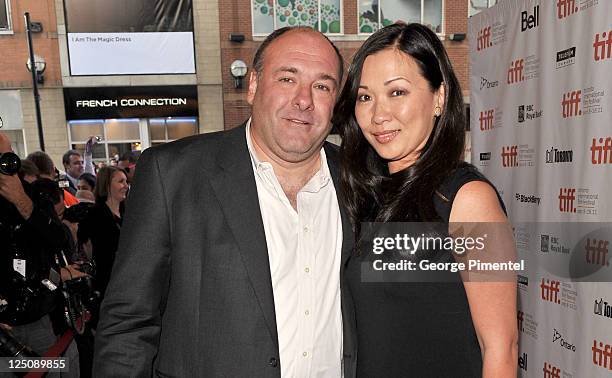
[434, 106, 442, 117]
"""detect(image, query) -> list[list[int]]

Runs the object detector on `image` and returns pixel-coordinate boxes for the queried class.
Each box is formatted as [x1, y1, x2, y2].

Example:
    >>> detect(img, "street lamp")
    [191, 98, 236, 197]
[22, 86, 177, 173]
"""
[26, 54, 46, 84]
[24, 12, 45, 151]
[230, 60, 248, 89]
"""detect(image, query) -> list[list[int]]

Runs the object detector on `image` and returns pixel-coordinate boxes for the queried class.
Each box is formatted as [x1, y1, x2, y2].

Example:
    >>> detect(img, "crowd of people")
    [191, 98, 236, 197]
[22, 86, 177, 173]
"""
[1, 23, 517, 377]
[0, 134, 137, 377]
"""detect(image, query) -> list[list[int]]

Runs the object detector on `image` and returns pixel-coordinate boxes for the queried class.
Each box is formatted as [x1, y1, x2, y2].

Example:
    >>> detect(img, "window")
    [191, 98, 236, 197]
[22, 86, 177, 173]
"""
[0, 0, 12, 32]
[252, 0, 342, 36]
[468, 0, 497, 17]
[149, 117, 198, 146]
[359, 0, 443, 34]
[68, 119, 142, 164]
[68, 117, 198, 163]
[3, 130, 26, 157]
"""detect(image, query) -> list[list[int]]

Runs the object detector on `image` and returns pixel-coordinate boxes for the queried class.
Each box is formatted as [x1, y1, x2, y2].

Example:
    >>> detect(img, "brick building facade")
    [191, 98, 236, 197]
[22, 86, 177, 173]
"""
[218, 0, 471, 130]
[0, 0, 64, 161]
[1, 0, 479, 164]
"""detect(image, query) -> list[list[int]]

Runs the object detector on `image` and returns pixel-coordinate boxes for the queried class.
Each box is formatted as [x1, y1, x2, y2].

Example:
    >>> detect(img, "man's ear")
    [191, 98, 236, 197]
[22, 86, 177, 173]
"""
[247, 71, 258, 105]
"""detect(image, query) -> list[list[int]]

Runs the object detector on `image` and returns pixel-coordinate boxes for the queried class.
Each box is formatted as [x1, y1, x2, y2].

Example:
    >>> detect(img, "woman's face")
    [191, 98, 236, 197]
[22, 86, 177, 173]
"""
[354, 48, 444, 173]
[109, 171, 128, 203]
[78, 179, 93, 192]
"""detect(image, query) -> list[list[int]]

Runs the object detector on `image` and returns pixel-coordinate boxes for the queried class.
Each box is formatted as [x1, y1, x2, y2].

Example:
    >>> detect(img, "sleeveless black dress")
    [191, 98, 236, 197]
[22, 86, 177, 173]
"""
[345, 164, 503, 378]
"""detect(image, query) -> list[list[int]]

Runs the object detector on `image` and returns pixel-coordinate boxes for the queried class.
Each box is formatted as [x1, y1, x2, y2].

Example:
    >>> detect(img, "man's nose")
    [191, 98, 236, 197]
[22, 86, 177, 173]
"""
[292, 84, 314, 111]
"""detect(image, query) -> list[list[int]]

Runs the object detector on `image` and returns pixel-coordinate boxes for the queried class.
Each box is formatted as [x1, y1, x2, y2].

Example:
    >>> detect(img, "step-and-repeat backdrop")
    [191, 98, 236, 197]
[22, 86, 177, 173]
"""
[469, 0, 611, 376]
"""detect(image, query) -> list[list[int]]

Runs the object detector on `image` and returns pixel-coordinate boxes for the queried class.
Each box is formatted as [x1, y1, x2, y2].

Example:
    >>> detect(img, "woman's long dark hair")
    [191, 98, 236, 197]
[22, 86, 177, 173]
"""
[334, 23, 465, 231]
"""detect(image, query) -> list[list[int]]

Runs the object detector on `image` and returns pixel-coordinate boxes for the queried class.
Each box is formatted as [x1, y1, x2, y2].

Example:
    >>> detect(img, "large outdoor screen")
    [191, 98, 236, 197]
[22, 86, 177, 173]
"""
[64, 0, 195, 75]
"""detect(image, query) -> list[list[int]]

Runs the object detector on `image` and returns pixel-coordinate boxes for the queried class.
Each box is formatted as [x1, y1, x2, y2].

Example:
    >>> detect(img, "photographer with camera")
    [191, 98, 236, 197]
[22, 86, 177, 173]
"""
[0, 133, 80, 377]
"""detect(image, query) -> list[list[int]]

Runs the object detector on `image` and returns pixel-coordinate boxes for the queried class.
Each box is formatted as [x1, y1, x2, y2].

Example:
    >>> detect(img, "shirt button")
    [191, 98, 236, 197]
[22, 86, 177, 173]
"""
[303, 352, 308, 357]
[304, 267, 310, 273]
[269, 357, 278, 367]
[305, 310, 309, 316]
[303, 226, 309, 233]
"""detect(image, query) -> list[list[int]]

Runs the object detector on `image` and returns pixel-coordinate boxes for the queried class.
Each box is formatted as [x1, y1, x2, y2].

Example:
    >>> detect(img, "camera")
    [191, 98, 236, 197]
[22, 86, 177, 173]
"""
[0, 152, 21, 176]
[0, 327, 38, 358]
[61, 275, 99, 334]
[63, 202, 94, 224]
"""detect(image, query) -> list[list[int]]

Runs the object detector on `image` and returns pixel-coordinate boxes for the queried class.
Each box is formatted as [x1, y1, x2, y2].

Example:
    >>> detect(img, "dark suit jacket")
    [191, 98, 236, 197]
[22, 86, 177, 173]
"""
[92, 125, 357, 377]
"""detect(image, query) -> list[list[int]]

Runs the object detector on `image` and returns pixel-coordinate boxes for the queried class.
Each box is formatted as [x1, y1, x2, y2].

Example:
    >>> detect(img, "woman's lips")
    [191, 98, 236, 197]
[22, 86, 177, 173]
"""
[373, 130, 400, 144]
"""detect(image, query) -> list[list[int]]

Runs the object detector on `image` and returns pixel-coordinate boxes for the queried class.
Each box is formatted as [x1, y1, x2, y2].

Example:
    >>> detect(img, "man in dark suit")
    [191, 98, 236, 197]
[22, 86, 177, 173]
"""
[92, 26, 356, 377]
[62, 150, 84, 194]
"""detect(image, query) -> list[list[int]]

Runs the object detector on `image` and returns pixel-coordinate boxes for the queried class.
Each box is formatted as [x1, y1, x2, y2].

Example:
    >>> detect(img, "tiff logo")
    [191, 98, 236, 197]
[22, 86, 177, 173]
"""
[477, 26, 492, 51]
[543, 362, 561, 378]
[479, 110, 494, 130]
[501, 146, 518, 167]
[507, 59, 524, 84]
[517, 310, 524, 332]
[540, 278, 561, 304]
[592, 340, 612, 370]
[590, 137, 612, 164]
[561, 90, 581, 118]
[558, 188, 576, 213]
[593, 31, 612, 62]
[557, 0, 577, 19]
[585, 238, 609, 266]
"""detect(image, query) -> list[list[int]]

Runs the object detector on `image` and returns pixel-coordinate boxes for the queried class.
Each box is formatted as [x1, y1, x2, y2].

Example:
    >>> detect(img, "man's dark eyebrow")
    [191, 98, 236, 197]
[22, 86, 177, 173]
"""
[275, 66, 298, 74]
[274, 66, 338, 87]
[319, 74, 338, 87]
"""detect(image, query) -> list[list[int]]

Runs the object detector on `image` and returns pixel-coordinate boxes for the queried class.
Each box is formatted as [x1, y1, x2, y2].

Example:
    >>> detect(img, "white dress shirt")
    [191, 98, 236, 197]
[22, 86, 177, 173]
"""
[246, 121, 343, 377]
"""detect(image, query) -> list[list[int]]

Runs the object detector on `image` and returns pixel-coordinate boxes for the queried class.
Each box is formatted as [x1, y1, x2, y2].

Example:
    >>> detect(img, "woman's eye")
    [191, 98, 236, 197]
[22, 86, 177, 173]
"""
[357, 94, 370, 102]
[391, 89, 406, 96]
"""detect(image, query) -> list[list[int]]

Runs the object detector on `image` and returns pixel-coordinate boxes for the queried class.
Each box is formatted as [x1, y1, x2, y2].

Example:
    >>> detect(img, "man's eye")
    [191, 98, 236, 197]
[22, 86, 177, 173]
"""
[315, 84, 331, 92]
[279, 77, 294, 83]
[391, 89, 406, 96]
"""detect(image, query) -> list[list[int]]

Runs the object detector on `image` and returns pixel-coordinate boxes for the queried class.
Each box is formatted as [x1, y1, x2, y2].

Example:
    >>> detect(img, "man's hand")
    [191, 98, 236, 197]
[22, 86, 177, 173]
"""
[0, 172, 33, 219]
[0, 132, 34, 218]
[61, 264, 90, 281]
[85, 136, 99, 155]
[0, 132, 11, 153]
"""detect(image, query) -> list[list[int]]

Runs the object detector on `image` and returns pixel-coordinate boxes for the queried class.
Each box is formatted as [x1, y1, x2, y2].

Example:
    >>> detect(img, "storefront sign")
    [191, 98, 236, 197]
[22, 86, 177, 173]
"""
[63, 86, 198, 119]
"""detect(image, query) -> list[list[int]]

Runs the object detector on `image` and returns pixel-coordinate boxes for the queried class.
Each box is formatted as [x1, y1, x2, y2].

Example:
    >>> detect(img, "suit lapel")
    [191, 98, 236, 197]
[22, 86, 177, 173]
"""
[208, 125, 279, 349]
[325, 143, 354, 266]
[325, 143, 358, 370]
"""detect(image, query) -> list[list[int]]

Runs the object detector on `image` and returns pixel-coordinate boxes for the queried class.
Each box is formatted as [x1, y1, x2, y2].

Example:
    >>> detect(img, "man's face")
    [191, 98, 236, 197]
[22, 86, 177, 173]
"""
[247, 30, 341, 164]
[117, 160, 135, 183]
[65, 154, 84, 178]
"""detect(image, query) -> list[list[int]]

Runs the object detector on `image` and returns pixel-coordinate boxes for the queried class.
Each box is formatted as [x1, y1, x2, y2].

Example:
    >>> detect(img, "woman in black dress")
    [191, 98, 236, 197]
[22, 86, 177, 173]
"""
[334, 23, 517, 377]
[78, 166, 128, 300]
